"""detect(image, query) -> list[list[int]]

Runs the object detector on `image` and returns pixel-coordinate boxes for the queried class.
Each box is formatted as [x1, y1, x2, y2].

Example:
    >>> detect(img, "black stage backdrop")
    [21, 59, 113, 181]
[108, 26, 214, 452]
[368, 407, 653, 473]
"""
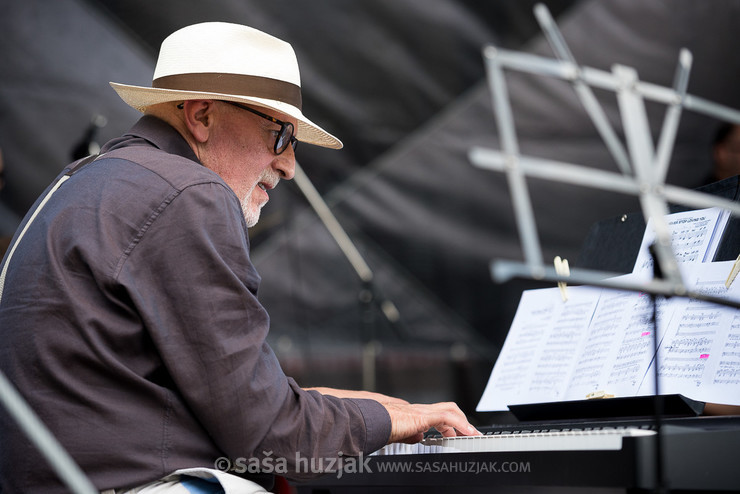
[2, 0, 739, 417]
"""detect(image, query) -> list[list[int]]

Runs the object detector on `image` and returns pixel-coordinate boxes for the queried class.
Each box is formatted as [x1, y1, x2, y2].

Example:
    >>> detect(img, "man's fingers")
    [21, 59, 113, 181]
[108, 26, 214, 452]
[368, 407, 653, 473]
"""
[384, 401, 480, 444]
[430, 402, 479, 437]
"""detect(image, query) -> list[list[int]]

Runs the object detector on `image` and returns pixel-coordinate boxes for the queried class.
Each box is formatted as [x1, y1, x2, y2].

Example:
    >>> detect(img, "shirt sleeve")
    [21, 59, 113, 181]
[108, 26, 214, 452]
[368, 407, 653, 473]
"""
[116, 180, 391, 478]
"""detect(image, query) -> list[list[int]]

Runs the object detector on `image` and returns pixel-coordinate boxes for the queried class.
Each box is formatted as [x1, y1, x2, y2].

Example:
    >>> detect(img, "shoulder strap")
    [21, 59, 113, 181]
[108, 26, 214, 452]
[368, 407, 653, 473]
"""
[66, 152, 102, 176]
[0, 153, 104, 303]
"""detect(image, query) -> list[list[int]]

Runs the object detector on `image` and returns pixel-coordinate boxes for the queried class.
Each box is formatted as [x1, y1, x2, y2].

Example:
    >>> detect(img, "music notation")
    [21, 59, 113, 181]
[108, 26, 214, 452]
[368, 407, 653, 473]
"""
[717, 364, 740, 385]
[631, 207, 729, 276]
[658, 361, 705, 380]
[477, 260, 740, 412]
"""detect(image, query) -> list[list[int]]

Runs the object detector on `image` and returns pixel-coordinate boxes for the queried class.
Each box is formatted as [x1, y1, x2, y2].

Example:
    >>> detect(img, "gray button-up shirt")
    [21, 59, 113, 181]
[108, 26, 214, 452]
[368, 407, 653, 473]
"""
[0, 115, 391, 493]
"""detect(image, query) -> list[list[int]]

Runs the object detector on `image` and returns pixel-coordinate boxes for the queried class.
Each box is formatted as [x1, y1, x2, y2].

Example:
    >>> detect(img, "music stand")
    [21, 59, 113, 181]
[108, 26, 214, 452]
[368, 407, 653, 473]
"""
[468, 4, 740, 493]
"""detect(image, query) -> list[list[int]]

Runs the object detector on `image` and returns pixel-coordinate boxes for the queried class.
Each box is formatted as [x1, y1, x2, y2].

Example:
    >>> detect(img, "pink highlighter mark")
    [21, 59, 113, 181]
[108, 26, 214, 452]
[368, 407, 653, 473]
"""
[641, 331, 651, 337]
[700, 354, 710, 359]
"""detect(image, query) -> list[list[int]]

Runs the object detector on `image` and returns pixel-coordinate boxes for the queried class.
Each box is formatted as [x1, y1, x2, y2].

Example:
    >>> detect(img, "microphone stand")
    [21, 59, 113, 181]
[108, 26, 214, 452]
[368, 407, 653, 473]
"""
[292, 162, 404, 391]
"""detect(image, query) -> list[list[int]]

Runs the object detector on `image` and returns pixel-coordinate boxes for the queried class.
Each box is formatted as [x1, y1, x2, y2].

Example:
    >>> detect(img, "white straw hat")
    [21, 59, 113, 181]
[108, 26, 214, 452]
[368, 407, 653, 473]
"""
[110, 22, 342, 149]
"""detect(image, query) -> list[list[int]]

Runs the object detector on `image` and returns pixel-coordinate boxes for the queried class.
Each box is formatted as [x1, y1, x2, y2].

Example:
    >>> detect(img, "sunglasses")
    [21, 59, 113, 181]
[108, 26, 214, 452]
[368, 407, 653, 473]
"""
[224, 101, 298, 155]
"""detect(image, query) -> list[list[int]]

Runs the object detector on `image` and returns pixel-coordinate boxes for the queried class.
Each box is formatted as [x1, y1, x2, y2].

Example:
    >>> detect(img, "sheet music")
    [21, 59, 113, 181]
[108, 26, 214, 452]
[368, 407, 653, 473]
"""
[644, 261, 740, 404]
[714, 312, 740, 385]
[564, 284, 677, 401]
[562, 289, 632, 398]
[477, 263, 739, 412]
[478, 206, 736, 412]
[476, 286, 601, 410]
[632, 207, 729, 276]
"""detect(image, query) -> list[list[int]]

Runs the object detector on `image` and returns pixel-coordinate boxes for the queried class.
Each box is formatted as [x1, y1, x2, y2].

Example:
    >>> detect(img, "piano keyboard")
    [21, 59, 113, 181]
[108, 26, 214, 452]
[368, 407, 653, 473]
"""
[373, 428, 656, 455]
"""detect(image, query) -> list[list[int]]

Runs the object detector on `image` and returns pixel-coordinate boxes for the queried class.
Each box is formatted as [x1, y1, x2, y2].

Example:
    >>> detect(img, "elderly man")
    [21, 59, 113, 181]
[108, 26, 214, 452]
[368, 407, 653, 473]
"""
[0, 22, 477, 493]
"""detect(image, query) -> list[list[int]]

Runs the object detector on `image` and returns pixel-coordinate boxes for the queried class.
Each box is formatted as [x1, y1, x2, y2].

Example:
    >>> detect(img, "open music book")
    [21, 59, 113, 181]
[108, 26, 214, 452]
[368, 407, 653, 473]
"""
[477, 207, 740, 412]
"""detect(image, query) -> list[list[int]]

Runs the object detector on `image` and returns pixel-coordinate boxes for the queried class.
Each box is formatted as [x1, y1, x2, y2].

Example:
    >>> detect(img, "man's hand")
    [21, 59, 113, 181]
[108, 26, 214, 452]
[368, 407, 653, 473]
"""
[304, 387, 480, 444]
[383, 401, 480, 444]
[304, 387, 409, 405]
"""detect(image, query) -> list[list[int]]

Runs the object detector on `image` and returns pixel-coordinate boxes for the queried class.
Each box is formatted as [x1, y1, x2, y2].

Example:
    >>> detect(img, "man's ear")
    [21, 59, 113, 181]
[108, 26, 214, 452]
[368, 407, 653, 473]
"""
[182, 100, 216, 143]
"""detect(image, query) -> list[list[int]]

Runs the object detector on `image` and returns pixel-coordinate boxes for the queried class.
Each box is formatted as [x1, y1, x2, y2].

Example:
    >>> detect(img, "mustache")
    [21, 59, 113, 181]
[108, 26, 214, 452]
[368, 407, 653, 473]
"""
[258, 170, 281, 190]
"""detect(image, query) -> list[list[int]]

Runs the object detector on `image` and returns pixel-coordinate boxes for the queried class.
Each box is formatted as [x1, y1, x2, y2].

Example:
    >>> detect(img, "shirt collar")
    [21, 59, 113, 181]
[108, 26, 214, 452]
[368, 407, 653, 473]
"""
[101, 115, 201, 164]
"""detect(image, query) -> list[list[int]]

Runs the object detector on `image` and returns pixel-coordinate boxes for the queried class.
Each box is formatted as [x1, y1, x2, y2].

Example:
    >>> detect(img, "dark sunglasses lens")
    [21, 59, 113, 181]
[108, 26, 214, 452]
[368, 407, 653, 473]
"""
[276, 123, 295, 154]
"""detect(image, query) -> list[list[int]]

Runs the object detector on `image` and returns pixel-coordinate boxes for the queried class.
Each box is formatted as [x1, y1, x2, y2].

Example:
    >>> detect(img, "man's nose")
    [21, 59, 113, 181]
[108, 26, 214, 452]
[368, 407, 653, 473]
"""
[275, 148, 296, 180]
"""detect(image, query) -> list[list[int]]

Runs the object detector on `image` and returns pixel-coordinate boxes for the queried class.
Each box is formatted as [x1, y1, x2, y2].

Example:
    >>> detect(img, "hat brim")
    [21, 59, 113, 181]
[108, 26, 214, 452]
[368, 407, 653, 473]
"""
[110, 82, 343, 150]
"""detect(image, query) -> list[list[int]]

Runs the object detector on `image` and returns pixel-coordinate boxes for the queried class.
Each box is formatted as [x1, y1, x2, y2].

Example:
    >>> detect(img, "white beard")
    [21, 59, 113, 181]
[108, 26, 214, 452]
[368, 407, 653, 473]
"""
[241, 171, 279, 227]
[241, 195, 265, 228]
